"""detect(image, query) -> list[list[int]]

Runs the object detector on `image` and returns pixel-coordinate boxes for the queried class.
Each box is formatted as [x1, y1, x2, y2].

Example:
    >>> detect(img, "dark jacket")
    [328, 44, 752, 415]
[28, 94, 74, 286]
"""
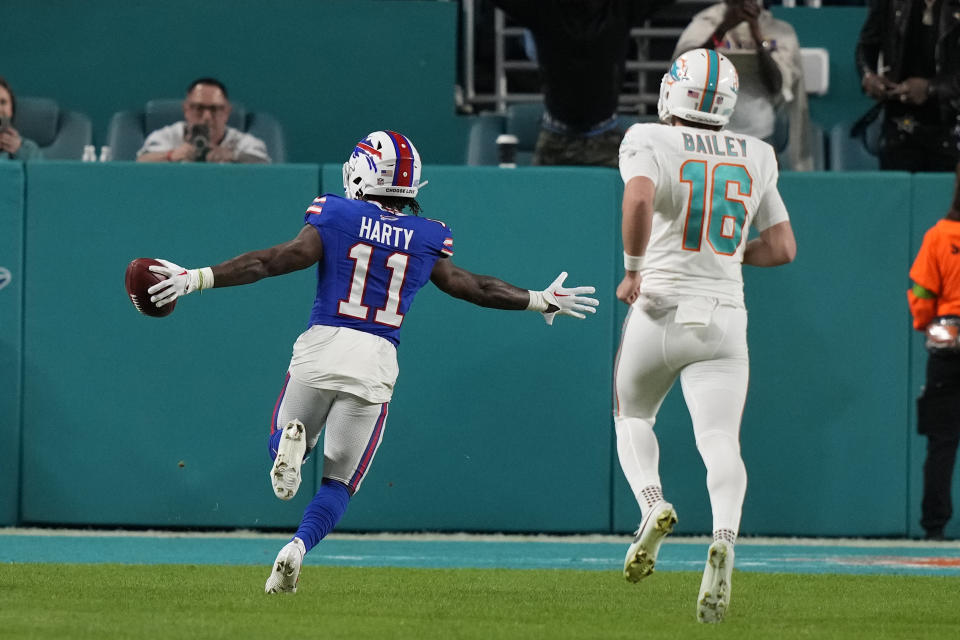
[855, 0, 960, 118]
[493, 0, 672, 130]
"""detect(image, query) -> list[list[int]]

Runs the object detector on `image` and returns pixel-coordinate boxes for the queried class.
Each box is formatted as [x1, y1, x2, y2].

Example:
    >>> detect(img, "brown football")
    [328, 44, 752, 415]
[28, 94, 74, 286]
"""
[125, 258, 176, 317]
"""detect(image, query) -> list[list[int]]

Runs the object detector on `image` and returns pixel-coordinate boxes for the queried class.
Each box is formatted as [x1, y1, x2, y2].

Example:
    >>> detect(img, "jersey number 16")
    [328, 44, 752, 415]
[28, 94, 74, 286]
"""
[680, 161, 752, 256]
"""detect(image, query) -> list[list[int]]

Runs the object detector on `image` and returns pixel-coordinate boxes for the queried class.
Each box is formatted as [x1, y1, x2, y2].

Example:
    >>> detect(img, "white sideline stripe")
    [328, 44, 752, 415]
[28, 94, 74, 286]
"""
[1, 527, 959, 549]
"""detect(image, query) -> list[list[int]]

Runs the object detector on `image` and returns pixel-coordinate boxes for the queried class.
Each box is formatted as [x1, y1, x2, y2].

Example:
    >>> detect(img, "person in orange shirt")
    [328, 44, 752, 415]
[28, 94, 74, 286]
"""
[907, 161, 960, 540]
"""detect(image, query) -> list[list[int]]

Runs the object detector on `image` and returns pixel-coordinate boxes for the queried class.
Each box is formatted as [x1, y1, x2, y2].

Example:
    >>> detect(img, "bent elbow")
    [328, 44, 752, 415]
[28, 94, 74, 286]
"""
[775, 233, 797, 265]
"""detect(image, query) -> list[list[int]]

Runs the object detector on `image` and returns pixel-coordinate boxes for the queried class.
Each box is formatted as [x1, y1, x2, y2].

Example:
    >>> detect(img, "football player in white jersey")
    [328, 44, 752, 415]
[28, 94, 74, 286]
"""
[615, 48, 796, 623]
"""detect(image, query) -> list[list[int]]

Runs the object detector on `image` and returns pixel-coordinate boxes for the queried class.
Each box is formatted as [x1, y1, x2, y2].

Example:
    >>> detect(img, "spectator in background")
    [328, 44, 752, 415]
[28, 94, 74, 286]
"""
[0, 77, 42, 161]
[492, 0, 673, 168]
[137, 78, 270, 164]
[673, 0, 814, 170]
[856, 0, 960, 171]
[907, 162, 960, 541]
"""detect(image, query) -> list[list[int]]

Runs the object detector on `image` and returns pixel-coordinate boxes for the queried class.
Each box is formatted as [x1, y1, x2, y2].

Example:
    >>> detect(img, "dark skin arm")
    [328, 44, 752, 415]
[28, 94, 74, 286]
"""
[430, 256, 546, 311]
[210, 224, 323, 287]
[855, 0, 891, 99]
[702, 0, 782, 97]
[210, 231, 556, 311]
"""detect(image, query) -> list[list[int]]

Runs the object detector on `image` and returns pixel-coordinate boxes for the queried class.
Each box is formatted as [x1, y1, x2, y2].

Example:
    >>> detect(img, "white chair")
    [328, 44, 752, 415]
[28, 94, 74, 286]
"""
[801, 48, 830, 96]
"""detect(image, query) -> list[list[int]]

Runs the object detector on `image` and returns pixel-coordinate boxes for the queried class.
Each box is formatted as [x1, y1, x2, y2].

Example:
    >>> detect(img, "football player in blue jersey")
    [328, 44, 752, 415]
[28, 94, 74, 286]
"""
[145, 130, 599, 594]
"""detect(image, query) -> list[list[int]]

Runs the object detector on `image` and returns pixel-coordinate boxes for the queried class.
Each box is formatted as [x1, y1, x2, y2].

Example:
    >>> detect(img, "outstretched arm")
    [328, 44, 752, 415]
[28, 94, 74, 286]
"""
[148, 224, 323, 307]
[430, 257, 598, 325]
[430, 257, 530, 310]
[209, 224, 323, 287]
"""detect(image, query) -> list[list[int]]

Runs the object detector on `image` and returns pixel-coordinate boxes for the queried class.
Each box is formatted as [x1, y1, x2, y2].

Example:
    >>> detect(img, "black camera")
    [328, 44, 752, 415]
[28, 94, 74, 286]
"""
[186, 123, 210, 162]
[0, 116, 10, 132]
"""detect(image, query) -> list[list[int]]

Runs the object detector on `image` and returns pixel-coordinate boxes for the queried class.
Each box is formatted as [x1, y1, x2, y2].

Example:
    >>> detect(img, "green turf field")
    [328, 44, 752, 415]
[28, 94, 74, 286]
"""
[1, 564, 959, 639]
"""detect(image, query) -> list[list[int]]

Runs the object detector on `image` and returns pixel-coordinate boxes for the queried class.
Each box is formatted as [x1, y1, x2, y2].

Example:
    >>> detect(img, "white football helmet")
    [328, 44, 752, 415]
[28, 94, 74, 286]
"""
[657, 49, 739, 127]
[342, 130, 423, 200]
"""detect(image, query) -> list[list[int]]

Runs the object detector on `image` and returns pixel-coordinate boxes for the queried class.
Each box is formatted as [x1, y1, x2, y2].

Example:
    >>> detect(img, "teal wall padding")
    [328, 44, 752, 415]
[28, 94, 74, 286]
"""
[0, 1, 465, 165]
[0, 162, 24, 525]
[7, 163, 957, 537]
[20, 162, 322, 528]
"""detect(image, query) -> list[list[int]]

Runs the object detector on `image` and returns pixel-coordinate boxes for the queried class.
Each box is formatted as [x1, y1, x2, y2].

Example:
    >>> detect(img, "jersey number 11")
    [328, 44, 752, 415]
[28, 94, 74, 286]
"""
[338, 242, 409, 327]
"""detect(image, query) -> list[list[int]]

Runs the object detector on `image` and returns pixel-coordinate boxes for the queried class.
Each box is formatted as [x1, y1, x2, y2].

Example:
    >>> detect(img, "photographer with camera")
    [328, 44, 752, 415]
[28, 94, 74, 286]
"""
[0, 77, 42, 161]
[137, 78, 270, 164]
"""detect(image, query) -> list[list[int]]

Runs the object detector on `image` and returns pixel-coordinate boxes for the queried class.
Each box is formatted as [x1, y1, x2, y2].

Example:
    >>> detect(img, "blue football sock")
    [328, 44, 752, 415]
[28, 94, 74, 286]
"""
[294, 478, 351, 552]
[268, 428, 283, 461]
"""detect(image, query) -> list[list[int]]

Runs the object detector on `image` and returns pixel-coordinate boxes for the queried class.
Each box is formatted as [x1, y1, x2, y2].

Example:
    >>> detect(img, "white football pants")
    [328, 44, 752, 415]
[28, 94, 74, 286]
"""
[614, 295, 749, 534]
[273, 374, 388, 494]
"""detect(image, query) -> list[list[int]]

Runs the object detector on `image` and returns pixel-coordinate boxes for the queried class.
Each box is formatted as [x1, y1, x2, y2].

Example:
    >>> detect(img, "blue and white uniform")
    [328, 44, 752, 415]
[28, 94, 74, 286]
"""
[272, 194, 453, 492]
[304, 194, 453, 345]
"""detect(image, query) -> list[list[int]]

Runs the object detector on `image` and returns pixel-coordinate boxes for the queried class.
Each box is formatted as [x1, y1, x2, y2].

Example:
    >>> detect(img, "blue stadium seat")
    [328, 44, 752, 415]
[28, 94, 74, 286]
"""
[107, 99, 286, 163]
[829, 120, 880, 171]
[464, 112, 505, 165]
[505, 103, 545, 166]
[14, 97, 92, 160]
[777, 121, 826, 171]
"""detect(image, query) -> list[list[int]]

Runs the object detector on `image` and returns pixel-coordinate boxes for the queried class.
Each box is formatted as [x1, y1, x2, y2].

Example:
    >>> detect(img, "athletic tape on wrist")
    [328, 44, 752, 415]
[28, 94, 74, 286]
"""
[200, 267, 214, 292]
[193, 267, 215, 293]
[526, 290, 549, 312]
[624, 252, 645, 271]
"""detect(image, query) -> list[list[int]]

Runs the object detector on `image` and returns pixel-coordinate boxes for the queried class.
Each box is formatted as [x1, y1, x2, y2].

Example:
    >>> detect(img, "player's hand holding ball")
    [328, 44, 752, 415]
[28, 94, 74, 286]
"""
[147, 259, 214, 307]
[125, 257, 177, 317]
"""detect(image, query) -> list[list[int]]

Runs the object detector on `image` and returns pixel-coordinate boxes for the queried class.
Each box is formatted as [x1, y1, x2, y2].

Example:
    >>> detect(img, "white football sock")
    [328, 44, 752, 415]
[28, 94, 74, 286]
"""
[695, 430, 747, 534]
[615, 416, 662, 516]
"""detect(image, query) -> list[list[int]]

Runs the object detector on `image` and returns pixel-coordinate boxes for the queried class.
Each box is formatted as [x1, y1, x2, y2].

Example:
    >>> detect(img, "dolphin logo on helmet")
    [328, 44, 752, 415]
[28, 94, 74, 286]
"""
[657, 49, 739, 127]
[342, 130, 424, 200]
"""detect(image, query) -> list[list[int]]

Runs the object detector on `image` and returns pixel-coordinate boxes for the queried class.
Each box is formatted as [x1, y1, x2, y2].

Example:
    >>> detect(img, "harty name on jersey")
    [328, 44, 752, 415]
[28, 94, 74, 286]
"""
[682, 132, 748, 158]
[359, 215, 414, 250]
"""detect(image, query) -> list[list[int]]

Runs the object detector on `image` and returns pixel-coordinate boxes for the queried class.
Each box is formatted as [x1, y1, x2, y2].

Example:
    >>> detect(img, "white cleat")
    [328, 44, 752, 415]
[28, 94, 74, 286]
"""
[623, 501, 678, 583]
[270, 419, 307, 500]
[265, 538, 306, 594]
[697, 540, 735, 623]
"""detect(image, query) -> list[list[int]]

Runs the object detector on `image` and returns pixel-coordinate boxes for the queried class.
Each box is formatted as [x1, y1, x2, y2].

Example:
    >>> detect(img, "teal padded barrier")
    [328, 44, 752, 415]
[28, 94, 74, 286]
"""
[612, 172, 915, 537]
[21, 162, 321, 528]
[1, 1, 465, 165]
[0, 162, 24, 525]
[12, 164, 954, 536]
[322, 164, 620, 533]
[907, 173, 958, 539]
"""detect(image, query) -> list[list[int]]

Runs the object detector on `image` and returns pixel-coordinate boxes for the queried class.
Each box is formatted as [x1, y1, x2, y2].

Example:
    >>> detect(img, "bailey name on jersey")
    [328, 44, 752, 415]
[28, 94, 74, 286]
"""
[682, 132, 748, 158]
[359, 215, 414, 250]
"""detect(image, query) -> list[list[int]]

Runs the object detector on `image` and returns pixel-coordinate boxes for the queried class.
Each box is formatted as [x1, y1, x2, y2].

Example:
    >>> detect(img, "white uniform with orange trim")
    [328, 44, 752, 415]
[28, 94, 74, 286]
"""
[614, 122, 789, 534]
[618, 123, 788, 306]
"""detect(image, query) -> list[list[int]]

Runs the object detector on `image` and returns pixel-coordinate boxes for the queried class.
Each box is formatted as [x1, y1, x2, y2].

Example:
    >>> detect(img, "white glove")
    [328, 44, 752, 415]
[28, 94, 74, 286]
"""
[527, 271, 599, 325]
[147, 259, 213, 308]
